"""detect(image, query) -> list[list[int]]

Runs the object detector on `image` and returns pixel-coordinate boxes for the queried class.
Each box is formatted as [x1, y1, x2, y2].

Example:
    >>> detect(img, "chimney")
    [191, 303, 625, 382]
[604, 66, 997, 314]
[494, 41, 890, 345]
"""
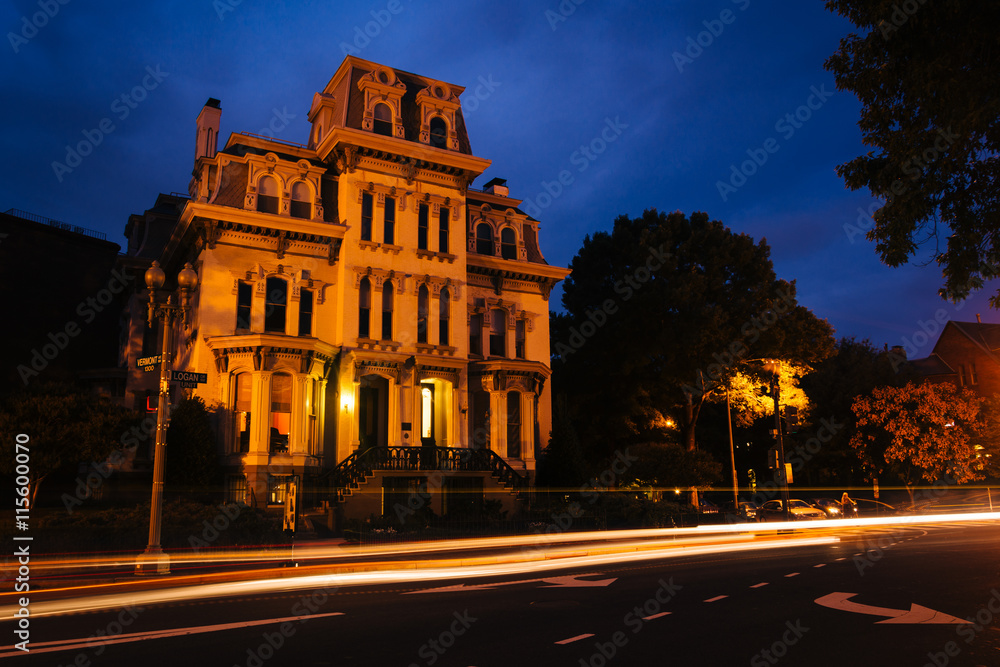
[483, 177, 509, 197]
[195, 98, 221, 162]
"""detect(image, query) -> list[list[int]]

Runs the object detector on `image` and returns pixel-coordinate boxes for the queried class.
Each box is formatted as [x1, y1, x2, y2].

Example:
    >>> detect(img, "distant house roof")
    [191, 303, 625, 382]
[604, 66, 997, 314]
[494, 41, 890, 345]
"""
[909, 353, 954, 376]
[947, 321, 1000, 360]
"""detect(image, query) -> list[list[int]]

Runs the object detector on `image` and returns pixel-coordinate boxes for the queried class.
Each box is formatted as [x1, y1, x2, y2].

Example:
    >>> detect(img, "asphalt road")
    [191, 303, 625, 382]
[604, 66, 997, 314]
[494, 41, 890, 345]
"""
[6, 521, 1000, 666]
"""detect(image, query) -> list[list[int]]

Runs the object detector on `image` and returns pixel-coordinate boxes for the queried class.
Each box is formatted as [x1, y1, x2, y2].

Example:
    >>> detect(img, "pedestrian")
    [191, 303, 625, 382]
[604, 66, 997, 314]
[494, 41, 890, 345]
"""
[841, 492, 856, 518]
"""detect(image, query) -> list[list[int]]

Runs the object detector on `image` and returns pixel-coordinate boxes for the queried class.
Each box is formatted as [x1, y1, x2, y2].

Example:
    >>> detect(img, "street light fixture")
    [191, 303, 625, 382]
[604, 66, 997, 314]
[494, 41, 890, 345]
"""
[135, 261, 198, 575]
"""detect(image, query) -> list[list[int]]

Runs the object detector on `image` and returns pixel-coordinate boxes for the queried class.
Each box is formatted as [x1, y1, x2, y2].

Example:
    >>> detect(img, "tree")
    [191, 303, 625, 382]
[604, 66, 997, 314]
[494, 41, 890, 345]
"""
[825, 0, 1000, 305]
[165, 396, 222, 494]
[619, 443, 722, 493]
[723, 360, 811, 428]
[0, 383, 142, 506]
[850, 381, 987, 505]
[800, 337, 917, 484]
[553, 209, 835, 462]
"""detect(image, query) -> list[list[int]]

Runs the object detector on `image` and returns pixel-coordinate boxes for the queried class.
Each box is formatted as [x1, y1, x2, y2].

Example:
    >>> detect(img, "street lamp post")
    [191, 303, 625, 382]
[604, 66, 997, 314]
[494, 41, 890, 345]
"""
[135, 261, 198, 575]
[763, 361, 791, 522]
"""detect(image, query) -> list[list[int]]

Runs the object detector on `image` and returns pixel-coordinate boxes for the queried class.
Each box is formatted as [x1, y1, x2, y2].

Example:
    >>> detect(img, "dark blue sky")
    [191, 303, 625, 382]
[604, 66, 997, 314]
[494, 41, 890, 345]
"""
[2, 0, 992, 356]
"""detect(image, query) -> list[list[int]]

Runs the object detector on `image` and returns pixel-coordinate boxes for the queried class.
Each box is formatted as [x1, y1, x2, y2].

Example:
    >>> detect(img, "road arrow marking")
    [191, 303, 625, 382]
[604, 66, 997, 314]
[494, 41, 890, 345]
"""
[815, 593, 972, 624]
[405, 573, 617, 594]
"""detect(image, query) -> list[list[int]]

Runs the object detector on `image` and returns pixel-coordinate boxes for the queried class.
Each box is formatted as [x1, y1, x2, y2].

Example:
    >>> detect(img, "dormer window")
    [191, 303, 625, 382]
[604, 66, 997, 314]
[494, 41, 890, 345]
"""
[429, 117, 447, 149]
[290, 181, 311, 219]
[501, 227, 517, 260]
[373, 103, 393, 137]
[476, 223, 494, 255]
[257, 175, 279, 214]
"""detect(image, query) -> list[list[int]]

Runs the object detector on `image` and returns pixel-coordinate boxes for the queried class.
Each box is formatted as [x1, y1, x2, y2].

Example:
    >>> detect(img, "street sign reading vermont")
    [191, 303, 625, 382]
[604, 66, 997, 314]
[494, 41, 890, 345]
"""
[136, 355, 162, 371]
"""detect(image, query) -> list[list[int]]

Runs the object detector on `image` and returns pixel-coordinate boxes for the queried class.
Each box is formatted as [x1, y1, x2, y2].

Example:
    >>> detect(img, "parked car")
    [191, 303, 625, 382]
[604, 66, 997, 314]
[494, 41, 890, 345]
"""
[719, 500, 761, 521]
[807, 498, 846, 519]
[759, 499, 827, 521]
[698, 497, 720, 514]
[853, 499, 901, 517]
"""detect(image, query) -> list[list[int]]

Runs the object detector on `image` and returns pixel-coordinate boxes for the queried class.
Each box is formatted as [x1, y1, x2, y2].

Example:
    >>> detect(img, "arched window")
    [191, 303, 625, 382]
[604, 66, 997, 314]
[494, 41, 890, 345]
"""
[501, 227, 517, 260]
[439, 288, 450, 346]
[417, 285, 429, 344]
[381, 281, 394, 341]
[476, 223, 494, 255]
[489, 308, 506, 357]
[233, 373, 251, 453]
[429, 117, 448, 149]
[257, 175, 279, 214]
[270, 373, 291, 454]
[264, 277, 287, 333]
[373, 103, 392, 136]
[359, 278, 371, 339]
[290, 181, 311, 219]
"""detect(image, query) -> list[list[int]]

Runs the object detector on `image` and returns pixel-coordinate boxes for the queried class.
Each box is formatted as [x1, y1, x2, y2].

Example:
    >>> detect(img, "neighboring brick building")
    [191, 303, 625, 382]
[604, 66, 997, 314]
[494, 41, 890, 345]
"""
[909, 319, 1000, 398]
[121, 57, 569, 520]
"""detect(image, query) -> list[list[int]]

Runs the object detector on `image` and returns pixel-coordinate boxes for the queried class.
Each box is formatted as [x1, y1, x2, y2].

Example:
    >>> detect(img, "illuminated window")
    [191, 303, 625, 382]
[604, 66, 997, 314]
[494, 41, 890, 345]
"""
[234, 373, 251, 453]
[270, 373, 291, 454]
[257, 175, 279, 214]
[264, 278, 286, 333]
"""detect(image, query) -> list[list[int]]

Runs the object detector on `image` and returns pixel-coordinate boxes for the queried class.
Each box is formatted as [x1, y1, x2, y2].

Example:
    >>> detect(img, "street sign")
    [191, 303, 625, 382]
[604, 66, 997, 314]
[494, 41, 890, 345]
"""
[170, 371, 207, 384]
[136, 355, 162, 372]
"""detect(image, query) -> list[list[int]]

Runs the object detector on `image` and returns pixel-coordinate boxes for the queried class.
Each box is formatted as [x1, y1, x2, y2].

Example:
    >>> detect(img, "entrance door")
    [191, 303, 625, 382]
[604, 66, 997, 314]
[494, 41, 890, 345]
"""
[359, 375, 388, 453]
[420, 382, 435, 447]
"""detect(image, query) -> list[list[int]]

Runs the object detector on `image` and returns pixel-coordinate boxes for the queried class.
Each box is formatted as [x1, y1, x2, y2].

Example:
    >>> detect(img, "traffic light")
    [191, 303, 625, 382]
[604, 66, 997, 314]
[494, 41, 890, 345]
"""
[784, 406, 799, 433]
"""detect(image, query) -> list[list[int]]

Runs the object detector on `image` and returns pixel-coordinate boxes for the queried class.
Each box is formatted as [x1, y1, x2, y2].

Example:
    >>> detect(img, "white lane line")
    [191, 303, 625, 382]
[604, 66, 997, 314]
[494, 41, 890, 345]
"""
[750, 582, 769, 588]
[642, 612, 672, 621]
[0, 612, 345, 658]
[556, 634, 594, 645]
[814, 564, 827, 568]
[785, 573, 800, 578]
[835, 557, 847, 561]
[704, 595, 728, 602]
